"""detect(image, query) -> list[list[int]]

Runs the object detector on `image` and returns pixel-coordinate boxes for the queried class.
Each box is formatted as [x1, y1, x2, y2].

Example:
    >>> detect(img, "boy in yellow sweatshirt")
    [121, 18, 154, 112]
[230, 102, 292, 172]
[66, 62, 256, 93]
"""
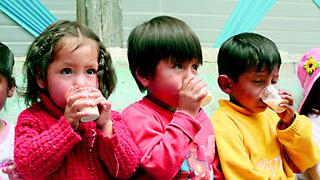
[211, 32, 320, 179]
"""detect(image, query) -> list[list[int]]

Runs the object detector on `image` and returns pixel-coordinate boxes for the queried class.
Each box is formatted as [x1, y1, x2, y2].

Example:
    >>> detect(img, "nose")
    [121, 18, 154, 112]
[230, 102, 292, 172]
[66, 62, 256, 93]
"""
[73, 74, 86, 87]
[184, 67, 197, 79]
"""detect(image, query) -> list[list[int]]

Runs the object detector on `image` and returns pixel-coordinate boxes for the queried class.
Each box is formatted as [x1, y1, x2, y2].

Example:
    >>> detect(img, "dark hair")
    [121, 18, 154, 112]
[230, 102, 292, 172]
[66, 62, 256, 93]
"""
[0, 42, 15, 89]
[127, 15, 202, 92]
[300, 78, 320, 115]
[24, 20, 117, 106]
[217, 32, 281, 82]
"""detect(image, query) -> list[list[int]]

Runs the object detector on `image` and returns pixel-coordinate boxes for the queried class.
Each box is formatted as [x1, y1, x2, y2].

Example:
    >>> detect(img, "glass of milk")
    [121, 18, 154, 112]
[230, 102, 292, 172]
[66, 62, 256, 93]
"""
[260, 85, 289, 113]
[200, 90, 212, 107]
[67, 87, 100, 122]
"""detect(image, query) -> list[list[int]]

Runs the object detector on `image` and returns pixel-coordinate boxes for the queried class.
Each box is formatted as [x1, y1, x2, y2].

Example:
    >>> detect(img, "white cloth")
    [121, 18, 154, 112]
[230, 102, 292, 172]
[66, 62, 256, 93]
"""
[0, 120, 15, 180]
[296, 114, 320, 180]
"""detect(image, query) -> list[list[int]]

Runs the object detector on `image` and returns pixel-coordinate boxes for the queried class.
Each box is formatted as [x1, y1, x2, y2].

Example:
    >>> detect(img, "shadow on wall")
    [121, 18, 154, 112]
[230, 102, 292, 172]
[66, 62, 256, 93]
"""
[1, 48, 304, 124]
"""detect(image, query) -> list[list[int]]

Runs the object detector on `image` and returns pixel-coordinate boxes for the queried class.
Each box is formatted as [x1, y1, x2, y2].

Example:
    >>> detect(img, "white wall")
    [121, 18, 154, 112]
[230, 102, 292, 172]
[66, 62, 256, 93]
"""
[1, 0, 319, 56]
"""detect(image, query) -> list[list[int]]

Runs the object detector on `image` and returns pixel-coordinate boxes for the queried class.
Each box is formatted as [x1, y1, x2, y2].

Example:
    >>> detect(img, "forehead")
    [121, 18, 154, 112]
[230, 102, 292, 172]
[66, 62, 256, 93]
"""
[54, 36, 98, 54]
[243, 66, 279, 77]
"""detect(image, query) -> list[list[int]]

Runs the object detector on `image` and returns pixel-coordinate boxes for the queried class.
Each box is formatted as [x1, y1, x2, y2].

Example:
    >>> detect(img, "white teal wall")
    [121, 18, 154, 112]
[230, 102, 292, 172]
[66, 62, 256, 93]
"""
[0, 0, 320, 56]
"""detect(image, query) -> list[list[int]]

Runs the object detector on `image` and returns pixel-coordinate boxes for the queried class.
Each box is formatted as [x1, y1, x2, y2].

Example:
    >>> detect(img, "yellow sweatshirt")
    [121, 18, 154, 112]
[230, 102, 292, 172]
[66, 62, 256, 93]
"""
[211, 100, 320, 180]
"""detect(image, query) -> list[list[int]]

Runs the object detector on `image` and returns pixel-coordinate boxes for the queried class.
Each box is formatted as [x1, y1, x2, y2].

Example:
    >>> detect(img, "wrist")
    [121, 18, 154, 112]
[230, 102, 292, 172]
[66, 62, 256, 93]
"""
[99, 120, 113, 137]
[278, 114, 295, 130]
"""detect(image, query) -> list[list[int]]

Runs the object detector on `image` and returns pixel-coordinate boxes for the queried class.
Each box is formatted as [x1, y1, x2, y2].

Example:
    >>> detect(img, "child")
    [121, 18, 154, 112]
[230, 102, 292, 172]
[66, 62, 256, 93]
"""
[14, 20, 140, 179]
[122, 15, 223, 179]
[296, 48, 320, 179]
[211, 32, 320, 179]
[0, 42, 17, 179]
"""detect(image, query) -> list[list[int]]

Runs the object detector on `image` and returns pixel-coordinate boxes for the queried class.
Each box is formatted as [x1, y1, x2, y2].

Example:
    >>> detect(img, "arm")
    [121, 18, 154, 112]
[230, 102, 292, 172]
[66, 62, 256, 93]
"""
[96, 111, 140, 179]
[277, 113, 320, 171]
[14, 110, 81, 179]
[122, 108, 202, 179]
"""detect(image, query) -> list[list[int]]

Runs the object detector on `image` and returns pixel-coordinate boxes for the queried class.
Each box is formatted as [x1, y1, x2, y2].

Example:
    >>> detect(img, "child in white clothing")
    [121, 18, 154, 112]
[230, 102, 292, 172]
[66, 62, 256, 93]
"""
[296, 48, 320, 180]
[0, 42, 17, 179]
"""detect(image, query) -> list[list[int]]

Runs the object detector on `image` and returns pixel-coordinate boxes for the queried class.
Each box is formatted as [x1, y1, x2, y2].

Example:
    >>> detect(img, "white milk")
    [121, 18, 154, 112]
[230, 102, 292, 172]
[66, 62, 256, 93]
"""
[80, 106, 100, 122]
[263, 99, 289, 113]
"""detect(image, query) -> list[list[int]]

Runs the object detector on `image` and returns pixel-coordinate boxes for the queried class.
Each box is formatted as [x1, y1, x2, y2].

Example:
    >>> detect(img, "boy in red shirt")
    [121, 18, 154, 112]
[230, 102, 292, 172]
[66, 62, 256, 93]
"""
[122, 15, 223, 179]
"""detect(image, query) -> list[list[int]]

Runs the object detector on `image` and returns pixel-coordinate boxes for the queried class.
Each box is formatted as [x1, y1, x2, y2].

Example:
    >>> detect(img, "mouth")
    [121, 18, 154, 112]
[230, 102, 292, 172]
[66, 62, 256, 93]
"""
[259, 100, 268, 108]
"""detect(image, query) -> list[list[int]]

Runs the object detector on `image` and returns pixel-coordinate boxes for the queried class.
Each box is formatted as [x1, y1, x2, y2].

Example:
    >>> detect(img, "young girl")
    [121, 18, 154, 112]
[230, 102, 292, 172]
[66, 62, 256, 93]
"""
[0, 42, 17, 179]
[14, 20, 140, 180]
[296, 47, 320, 180]
[122, 16, 223, 179]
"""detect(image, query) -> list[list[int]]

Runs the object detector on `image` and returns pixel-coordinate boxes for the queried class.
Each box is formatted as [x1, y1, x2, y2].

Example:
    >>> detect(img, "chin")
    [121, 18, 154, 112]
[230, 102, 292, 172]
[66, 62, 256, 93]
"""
[256, 106, 268, 113]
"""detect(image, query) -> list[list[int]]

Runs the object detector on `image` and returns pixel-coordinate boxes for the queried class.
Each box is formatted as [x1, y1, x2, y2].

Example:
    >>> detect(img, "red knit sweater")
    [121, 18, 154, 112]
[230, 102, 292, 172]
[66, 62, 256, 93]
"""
[14, 94, 140, 180]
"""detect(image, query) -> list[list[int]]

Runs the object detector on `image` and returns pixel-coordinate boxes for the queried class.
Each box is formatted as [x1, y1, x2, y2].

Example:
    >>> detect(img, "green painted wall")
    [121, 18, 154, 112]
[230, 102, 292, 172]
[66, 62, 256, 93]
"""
[0, 48, 304, 124]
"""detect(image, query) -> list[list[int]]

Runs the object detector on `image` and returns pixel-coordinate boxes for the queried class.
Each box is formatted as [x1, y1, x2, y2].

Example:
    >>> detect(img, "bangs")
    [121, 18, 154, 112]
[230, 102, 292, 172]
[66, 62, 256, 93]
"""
[153, 31, 202, 64]
[54, 34, 84, 54]
[137, 16, 203, 65]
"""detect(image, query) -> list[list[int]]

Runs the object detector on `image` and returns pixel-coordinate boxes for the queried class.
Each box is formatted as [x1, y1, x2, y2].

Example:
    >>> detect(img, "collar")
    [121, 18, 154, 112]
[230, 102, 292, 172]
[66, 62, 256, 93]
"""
[39, 93, 64, 119]
[146, 94, 176, 112]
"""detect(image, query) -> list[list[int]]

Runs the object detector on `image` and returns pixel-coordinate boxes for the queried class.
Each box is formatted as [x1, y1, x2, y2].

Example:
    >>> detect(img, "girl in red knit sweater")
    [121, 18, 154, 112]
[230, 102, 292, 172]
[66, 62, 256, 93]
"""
[14, 20, 140, 180]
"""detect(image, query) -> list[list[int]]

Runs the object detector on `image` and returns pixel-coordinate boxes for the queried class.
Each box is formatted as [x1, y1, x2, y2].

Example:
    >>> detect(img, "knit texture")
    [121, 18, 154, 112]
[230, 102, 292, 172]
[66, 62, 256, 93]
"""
[14, 94, 140, 180]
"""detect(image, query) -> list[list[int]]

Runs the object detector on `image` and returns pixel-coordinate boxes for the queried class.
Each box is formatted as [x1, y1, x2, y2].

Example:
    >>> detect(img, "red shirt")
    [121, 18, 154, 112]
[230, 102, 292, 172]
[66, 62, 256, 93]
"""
[122, 97, 224, 179]
[14, 94, 140, 180]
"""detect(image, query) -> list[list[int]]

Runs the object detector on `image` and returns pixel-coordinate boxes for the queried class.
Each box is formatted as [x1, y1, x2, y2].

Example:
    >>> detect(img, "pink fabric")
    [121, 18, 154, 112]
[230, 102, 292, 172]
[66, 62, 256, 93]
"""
[297, 48, 320, 112]
[0, 120, 14, 180]
[14, 94, 140, 180]
[122, 97, 223, 180]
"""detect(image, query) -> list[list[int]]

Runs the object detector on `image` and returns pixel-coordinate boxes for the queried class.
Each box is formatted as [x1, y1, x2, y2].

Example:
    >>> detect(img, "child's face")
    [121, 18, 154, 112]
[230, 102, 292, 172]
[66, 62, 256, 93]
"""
[230, 66, 279, 113]
[43, 38, 99, 109]
[0, 75, 10, 111]
[146, 59, 199, 107]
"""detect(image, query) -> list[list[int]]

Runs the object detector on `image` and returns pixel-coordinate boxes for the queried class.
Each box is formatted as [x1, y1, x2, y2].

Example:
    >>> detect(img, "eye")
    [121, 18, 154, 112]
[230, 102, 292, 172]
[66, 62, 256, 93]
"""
[252, 80, 263, 85]
[271, 80, 278, 85]
[87, 69, 97, 75]
[192, 64, 198, 70]
[61, 68, 72, 75]
[173, 63, 183, 69]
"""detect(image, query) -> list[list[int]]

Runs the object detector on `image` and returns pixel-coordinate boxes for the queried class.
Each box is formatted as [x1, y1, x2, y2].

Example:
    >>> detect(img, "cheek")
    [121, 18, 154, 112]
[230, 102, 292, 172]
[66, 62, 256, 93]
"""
[47, 81, 70, 109]
[0, 94, 6, 111]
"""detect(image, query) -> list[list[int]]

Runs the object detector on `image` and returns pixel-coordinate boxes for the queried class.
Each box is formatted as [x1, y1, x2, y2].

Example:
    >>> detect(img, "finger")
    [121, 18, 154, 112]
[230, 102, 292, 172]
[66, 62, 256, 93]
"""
[278, 89, 292, 96]
[280, 95, 294, 106]
[180, 76, 194, 90]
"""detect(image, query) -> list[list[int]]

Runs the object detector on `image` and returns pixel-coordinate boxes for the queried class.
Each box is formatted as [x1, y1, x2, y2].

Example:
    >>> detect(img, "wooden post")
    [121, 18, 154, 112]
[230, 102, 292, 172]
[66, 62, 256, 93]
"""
[76, 0, 123, 48]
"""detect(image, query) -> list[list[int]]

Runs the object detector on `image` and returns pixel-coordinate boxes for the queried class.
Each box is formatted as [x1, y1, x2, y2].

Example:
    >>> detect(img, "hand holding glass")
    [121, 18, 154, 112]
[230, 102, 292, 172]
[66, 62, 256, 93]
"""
[260, 85, 289, 113]
[68, 87, 100, 122]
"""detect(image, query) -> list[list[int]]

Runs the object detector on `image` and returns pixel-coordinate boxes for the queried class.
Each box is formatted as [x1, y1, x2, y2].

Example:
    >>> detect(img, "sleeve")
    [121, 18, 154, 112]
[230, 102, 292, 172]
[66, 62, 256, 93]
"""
[277, 113, 320, 172]
[14, 110, 82, 179]
[122, 108, 202, 180]
[211, 112, 267, 180]
[96, 111, 141, 179]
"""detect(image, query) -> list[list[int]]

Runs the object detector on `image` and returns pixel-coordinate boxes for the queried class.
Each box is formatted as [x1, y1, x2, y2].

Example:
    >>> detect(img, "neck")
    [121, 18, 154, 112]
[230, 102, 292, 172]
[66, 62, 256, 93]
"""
[146, 94, 176, 112]
[0, 119, 6, 135]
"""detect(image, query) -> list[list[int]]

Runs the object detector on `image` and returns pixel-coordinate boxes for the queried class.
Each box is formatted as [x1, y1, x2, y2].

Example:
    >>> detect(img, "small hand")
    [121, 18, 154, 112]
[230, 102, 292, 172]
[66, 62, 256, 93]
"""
[93, 92, 113, 136]
[2, 163, 23, 180]
[277, 90, 295, 126]
[178, 76, 207, 117]
[64, 87, 100, 129]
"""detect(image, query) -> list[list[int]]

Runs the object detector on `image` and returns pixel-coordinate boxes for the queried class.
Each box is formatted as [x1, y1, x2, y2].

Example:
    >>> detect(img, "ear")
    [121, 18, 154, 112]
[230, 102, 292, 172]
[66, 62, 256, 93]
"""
[7, 85, 14, 98]
[217, 75, 233, 94]
[37, 76, 46, 89]
[135, 68, 150, 89]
